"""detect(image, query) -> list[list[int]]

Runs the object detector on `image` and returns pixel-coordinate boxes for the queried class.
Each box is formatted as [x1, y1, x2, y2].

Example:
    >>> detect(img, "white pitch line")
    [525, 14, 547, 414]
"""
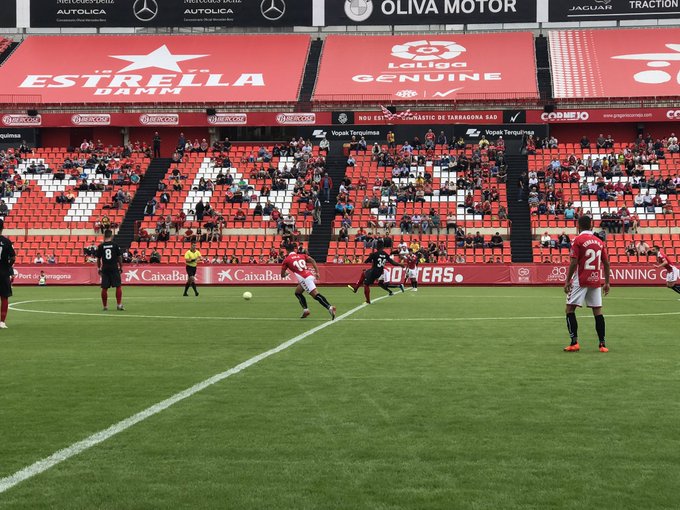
[343, 311, 680, 321]
[0, 293, 392, 495]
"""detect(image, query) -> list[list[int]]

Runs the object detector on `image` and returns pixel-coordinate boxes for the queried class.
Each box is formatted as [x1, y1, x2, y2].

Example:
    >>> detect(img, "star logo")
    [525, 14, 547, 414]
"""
[133, 0, 159, 22]
[261, 0, 285, 21]
[110, 45, 208, 73]
[218, 270, 233, 282]
[125, 269, 140, 281]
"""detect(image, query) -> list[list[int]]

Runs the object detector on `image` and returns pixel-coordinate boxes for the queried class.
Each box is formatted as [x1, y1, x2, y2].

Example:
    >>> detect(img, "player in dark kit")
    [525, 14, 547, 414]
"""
[96, 229, 124, 311]
[0, 219, 16, 328]
[348, 240, 404, 304]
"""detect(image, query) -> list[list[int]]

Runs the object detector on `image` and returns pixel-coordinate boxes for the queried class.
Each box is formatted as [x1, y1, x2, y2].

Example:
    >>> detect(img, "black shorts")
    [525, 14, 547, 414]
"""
[364, 268, 383, 286]
[100, 268, 121, 289]
[186, 265, 197, 277]
[0, 273, 12, 298]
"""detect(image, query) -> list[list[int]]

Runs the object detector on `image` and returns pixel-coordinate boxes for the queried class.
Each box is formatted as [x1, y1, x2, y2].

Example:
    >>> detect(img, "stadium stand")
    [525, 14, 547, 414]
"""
[528, 137, 680, 263]
[328, 139, 511, 263]
[128, 143, 323, 263]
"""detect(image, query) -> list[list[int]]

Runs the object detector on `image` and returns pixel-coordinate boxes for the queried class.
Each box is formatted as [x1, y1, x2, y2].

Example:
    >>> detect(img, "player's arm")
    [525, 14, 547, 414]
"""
[387, 255, 404, 267]
[117, 255, 123, 273]
[602, 254, 611, 296]
[96, 246, 102, 272]
[306, 256, 320, 277]
[564, 257, 578, 294]
[280, 262, 288, 278]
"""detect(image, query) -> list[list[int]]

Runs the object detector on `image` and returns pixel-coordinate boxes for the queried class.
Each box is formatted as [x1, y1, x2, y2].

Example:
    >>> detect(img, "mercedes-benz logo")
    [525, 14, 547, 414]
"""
[133, 0, 159, 22]
[261, 0, 285, 21]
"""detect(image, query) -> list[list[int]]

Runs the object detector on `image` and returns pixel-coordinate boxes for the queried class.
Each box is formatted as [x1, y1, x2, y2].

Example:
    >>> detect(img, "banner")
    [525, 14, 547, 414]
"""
[0, 128, 36, 148]
[0, 2, 16, 27]
[0, 35, 310, 104]
[0, 112, 331, 128]
[549, 29, 680, 99]
[526, 107, 680, 124]
[12, 264, 670, 286]
[313, 33, 539, 102]
[327, 0, 536, 25]
[30, 0, 312, 28]
[549, 0, 680, 21]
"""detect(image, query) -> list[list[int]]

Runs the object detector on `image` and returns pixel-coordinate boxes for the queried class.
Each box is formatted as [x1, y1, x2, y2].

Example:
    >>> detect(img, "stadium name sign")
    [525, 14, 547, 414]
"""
[19, 73, 264, 97]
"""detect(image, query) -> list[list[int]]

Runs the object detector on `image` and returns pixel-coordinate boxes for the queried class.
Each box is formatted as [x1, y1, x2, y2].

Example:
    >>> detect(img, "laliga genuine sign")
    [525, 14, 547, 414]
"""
[314, 33, 538, 102]
[0, 35, 311, 104]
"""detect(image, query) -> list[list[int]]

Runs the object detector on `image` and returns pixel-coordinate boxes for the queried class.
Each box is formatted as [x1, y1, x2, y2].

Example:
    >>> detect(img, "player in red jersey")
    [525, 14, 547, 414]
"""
[652, 245, 680, 295]
[403, 249, 419, 291]
[564, 215, 611, 353]
[281, 244, 336, 320]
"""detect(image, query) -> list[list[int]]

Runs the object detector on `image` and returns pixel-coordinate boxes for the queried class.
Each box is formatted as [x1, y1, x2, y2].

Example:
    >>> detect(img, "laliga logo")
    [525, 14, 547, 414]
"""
[612, 44, 680, 85]
[133, 0, 158, 22]
[391, 40, 466, 62]
[345, 0, 373, 22]
[518, 267, 530, 278]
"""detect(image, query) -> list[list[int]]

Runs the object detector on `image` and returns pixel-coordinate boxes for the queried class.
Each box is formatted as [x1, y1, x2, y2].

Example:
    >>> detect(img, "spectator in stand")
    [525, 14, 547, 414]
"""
[489, 232, 504, 250]
[596, 134, 606, 149]
[580, 135, 590, 149]
[436, 131, 448, 147]
[557, 232, 571, 249]
[636, 240, 650, 257]
[47, 253, 57, 264]
[177, 132, 186, 154]
[321, 173, 333, 203]
[0, 200, 7, 217]
[547, 135, 559, 149]
[668, 133, 679, 153]
[319, 136, 329, 154]
[153, 132, 161, 158]
[150, 249, 161, 263]
[34, 252, 45, 264]
[541, 231, 553, 248]
[144, 198, 157, 217]
[604, 134, 615, 149]
[626, 240, 637, 256]
[473, 232, 484, 249]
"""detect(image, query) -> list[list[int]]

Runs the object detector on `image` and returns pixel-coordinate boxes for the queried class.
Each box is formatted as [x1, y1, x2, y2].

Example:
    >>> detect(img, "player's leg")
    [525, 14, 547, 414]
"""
[294, 283, 310, 318]
[592, 307, 607, 352]
[0, 279, 9, 327]
[308, 279, 336, 319]
[349, 270, 365, 293]
[564, 303, 580, 350]
[586, 288, 607, 352]
[667, 270, 680, 294]
[112, 271, 124, 310]
[411, 277, 418, 290]
[183, 273, 191, 296]
[190, 274, 198, 296]
[100, 272, 110, 310]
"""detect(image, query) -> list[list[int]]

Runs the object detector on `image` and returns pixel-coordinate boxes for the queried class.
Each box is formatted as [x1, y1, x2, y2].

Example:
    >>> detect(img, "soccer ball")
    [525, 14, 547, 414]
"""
[242, 291, 253, 300]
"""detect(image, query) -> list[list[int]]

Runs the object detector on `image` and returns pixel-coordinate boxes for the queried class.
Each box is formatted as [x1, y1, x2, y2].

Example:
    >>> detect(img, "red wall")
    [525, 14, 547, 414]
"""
[551, 121, 680, 145]
[128, 127, 211, 157]
[40, 127, 123, 149]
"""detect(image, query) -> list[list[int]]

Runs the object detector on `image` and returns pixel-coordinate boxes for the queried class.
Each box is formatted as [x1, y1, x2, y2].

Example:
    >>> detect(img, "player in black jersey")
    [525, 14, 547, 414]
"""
[0, 219, 16, 328]
[96, 229, 124, 311]
[348, 240, 404, 304]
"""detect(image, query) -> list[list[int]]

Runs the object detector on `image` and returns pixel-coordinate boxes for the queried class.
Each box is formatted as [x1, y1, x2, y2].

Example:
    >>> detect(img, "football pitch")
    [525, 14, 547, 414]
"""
[1, 285, 679, 509]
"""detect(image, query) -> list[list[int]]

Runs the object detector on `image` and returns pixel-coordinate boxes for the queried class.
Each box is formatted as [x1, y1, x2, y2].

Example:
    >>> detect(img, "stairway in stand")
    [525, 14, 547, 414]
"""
[307, 143, 346, 262]
[296, 38, 323, 109]
[115, 158, 172, 250]
[504, 143, 533, 263]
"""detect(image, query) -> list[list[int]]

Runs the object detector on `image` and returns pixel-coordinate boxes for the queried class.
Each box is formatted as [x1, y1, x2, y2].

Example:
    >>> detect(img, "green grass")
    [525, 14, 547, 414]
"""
[1, 285, 679, 509]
